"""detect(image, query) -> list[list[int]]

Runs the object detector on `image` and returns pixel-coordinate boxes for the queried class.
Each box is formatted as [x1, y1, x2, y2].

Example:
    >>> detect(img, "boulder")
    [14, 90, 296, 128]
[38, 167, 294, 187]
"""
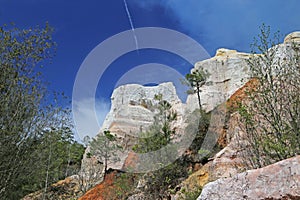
[198, 156, 300, 200]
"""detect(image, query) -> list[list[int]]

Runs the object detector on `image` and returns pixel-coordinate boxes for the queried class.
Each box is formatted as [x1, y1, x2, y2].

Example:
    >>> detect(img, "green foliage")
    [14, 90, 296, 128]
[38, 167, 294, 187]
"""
[185, 109, 211, 160]
[185, 68, 210, 110]
[25, 127, 85, 197]
[131, 96, 191, 198]
[114, 173, 137, 199]
[141, 160, 189, 199]
[198, 149, 211, 158]
[154, 93, 163, 101]
[89, 130, 121, 176]
[239, 24, 300, 168]
[0, 23, 84, 199]
[179, 187, 202, 200]
[133, 98, 177, 153]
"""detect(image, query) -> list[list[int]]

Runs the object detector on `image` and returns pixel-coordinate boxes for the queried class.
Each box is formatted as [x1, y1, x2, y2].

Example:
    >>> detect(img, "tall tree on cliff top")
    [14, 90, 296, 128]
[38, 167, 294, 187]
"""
[185, 68, 209, 110]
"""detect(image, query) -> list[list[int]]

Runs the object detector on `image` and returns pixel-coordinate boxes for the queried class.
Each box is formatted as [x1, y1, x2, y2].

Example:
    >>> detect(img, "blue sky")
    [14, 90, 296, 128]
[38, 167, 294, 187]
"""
[1, 0, 300, 139]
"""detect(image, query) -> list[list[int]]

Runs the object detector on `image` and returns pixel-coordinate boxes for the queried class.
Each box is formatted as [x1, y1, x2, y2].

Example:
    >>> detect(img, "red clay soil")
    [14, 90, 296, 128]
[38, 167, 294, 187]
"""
[78, 151, 139, 200]
[226, 78, 258, 111]
[78, 171, 118, 200]
[217, 78, 258, 147]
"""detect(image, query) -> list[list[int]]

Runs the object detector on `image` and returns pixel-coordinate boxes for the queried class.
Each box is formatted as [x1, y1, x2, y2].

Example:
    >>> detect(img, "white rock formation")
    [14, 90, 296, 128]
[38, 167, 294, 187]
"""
[196, 31, 300, 200]
[81, 46, 254, 172]
[83, 30, 300, 183]
[82, 82, 185, 171]
[186, 48, 251, 112]
[101, 82, 181, 140]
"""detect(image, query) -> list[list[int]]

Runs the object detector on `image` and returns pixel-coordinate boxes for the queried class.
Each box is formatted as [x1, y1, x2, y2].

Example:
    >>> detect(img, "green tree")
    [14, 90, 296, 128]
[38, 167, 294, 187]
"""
[133, 94, 177, 153]
[89, 130, 121, 179]
[239, 24, 300, 168]
[184, 69, 212, 159]
[0, 23, 84, 199]
[34, 125, 85, 199]
[131, 95, 186, 199]
[185, 68, 209, 110]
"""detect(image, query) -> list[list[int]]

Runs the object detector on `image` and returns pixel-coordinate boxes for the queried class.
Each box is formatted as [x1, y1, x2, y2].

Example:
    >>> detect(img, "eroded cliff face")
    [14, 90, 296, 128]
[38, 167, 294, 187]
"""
[186, 48, 251, 112]
[195, 31, 300, 200]
[82, 82, 185, 171]
[79, 46, 253, 195]
[102, 82, 182, 145]
[172, 79, 257, 199]
[81, 31, 300, 200]
[82, 47, 252, 164]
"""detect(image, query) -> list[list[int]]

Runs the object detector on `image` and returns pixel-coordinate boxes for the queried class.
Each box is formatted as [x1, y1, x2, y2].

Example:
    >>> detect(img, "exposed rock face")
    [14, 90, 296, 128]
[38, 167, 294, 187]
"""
[173, 80, 256, 199]
[81, 82, 184, 177]
[97, 82, 183, 169]
[180, 34, 300, 198]
[102, 82, 181, 140]
[186, 48, 251, 112]
[284, 31, 300, 43]
[200, 79, 261, 183]
[198, 156, 300, 200]
[81, 47, 254, 191]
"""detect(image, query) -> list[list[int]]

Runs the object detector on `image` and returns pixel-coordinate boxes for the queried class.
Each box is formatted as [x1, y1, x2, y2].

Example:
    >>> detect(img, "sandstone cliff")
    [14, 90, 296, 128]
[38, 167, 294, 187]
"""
[78, 42, 254, 199]
[26, 31, 300, 200]
[81, 46, 253, 175]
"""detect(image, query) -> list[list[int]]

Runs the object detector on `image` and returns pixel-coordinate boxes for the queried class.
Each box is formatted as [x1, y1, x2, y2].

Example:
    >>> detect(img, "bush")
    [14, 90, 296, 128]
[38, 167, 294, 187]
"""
[238, 24, 300, 168]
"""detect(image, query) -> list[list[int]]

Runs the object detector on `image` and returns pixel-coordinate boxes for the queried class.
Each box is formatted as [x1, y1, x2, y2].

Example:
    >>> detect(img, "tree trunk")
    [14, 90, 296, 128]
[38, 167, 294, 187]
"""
[196, 84, 202, 110]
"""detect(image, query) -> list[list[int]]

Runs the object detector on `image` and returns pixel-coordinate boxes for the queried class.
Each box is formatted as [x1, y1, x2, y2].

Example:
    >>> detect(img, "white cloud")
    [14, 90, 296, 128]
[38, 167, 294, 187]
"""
[132, 0, 300, 54]
[72, 98, 111, 142]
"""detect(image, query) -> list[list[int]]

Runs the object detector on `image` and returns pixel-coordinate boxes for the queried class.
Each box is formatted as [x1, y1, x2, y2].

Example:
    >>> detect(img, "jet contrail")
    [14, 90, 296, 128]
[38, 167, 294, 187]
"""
[123, 0, 139, 52]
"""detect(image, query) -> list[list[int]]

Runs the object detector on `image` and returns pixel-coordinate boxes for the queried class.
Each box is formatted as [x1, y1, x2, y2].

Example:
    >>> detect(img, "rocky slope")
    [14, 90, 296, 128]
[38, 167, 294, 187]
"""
[194, 31, 300, 200]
